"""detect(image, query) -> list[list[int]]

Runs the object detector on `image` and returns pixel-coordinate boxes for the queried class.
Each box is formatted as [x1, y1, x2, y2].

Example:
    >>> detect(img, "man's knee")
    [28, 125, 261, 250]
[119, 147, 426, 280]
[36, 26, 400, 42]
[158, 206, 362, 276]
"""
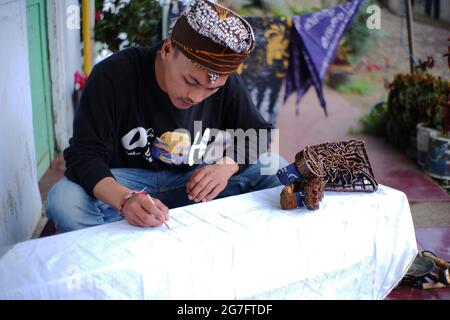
[46, 179, 93, 232]
[237, 152, 289, 191]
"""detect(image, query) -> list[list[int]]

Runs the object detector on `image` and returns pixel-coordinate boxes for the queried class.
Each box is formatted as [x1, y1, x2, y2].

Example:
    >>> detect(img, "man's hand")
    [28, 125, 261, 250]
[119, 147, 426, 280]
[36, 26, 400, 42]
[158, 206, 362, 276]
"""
[122, 194, 169, 228]
[93, 177, 170, 228]
[187, 156, 239, 203]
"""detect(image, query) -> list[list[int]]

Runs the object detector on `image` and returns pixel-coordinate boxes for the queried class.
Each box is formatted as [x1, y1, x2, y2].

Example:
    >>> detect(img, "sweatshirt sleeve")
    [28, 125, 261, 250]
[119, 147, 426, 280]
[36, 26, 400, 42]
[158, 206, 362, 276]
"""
[63, 64, 116, 197]
[222, 74, 272, 174]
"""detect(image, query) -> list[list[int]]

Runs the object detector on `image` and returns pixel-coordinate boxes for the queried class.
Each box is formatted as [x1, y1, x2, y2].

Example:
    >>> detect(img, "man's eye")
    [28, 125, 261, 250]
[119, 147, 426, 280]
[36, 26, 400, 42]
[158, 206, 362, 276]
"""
[184, 78, 195, 85]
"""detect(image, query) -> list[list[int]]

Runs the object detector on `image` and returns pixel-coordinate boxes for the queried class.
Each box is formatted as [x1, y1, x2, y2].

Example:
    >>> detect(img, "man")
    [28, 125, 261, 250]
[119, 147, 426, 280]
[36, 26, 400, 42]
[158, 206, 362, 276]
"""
[47, 0, 287, 233]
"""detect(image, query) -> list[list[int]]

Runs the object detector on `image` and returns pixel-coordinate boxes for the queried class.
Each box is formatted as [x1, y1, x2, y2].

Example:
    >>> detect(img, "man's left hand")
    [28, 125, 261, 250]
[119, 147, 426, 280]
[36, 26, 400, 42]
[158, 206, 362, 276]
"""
[187, 157, 239, 203]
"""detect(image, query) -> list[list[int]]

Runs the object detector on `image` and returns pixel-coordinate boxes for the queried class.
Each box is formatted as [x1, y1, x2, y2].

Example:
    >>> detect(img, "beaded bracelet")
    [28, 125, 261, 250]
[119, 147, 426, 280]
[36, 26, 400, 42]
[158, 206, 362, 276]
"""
[119, 191, 148, 216]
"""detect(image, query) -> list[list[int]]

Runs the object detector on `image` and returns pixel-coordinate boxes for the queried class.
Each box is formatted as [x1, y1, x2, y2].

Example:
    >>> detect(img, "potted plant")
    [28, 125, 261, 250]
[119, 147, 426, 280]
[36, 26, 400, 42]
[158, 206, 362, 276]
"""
[425, 93, 450, 179]
[416, 122, 439, 167]
[386, 71, 449, 162]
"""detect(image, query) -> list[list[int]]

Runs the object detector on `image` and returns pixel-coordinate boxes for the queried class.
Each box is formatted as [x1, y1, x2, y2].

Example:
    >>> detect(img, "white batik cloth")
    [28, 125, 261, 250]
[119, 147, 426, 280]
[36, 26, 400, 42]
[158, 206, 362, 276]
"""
[0, 185, 417, 300]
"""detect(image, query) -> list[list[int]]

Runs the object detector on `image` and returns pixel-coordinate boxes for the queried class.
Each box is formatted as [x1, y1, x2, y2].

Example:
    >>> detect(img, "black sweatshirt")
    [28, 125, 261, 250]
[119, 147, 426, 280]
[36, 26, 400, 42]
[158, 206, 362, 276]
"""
[64, 43, 271, 196]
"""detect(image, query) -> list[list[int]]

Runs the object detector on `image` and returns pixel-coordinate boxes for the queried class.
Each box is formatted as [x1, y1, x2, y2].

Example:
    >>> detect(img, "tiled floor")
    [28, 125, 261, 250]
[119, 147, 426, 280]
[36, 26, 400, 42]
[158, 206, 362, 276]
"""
[386, 227, 450, 300]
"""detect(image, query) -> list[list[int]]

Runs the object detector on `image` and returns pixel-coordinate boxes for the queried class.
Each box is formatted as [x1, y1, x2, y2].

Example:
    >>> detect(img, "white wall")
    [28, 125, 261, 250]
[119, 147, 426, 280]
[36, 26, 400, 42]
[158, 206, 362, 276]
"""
[47, 0, 82, 152]
[0, 0, 42, 247]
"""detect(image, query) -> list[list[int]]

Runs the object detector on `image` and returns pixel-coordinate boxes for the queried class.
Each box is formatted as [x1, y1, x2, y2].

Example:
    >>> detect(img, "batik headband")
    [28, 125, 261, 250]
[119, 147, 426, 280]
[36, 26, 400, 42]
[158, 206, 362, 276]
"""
[171, 0, 255, 84]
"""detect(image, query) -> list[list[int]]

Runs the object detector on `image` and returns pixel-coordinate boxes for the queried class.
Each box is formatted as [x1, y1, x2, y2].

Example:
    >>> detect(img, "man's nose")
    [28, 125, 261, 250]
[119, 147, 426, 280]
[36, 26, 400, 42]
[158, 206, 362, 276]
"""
[187, 88, 206, 105]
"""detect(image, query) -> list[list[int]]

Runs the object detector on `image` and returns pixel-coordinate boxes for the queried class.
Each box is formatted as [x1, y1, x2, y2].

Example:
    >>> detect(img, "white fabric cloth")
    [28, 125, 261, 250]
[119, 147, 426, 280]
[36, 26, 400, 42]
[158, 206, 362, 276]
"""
[0, 185, 417, 300]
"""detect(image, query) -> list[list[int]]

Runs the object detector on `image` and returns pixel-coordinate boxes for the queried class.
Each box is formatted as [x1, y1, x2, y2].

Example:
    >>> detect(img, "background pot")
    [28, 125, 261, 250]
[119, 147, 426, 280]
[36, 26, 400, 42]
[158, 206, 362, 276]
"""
[416, 122, 439, 167]
[425, 131, 450, 180]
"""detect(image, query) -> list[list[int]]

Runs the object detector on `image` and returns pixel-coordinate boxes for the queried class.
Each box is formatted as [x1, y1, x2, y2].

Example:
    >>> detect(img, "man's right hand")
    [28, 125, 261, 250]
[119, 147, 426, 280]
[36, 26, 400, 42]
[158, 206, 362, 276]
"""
[122, 194, 169, 228]
[93, 177, 169, 228]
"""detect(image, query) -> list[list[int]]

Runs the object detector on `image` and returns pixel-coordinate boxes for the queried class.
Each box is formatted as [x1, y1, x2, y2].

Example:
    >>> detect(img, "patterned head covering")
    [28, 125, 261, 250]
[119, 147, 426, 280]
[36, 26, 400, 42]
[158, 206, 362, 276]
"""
[171, 0, 255, 84]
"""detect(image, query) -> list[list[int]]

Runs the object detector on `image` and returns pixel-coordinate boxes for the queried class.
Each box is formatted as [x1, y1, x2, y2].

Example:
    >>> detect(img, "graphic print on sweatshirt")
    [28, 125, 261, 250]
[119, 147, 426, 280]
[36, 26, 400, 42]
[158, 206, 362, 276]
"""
[121, 128, 192, 166]
[120, 126, 232, 167]
[121, 127, 156, 163]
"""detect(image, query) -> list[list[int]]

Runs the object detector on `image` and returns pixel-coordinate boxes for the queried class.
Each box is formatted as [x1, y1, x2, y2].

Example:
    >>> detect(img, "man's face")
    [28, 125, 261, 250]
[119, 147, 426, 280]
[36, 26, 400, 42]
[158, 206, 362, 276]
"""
[159, 39, 229, 110]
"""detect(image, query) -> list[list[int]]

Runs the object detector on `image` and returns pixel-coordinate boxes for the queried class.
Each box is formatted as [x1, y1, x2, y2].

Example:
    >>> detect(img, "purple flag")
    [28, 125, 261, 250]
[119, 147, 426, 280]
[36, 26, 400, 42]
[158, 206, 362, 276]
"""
[285, 0, 364, 115]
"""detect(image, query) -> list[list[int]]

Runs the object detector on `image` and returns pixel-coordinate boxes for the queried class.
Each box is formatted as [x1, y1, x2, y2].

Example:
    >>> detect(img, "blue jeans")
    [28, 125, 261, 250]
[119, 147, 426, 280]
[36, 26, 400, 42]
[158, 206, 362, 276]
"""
[46, 153, 288, 233]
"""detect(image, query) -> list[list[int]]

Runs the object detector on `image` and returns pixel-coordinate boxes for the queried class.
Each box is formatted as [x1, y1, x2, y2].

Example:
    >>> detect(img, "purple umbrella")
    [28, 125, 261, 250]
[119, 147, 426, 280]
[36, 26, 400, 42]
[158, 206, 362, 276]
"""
[285, 0, 365, 116]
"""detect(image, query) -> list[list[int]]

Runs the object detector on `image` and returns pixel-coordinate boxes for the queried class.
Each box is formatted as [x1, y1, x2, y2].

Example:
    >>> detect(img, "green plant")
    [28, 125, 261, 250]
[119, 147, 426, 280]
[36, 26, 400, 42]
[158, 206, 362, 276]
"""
[359, 102, 388, 136]
[347, 127, 360, 136]
[285, 6, 320, 17]
[445, 96, 450, 136]
[337, 79, 373, 96]
[225, 0, 319, 17]
[95, 0, 162, 53]
[386, 71, 450, 147]
[222, 0, 269, 15]
[338, 0, 381, 64]
[265, 5, 319, 19]
[358, 72, 450, 147]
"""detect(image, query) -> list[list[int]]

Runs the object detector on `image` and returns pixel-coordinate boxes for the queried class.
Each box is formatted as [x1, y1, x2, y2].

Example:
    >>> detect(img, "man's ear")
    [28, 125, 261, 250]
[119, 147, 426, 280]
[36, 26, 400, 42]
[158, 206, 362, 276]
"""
[160, 38, 174, 62]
